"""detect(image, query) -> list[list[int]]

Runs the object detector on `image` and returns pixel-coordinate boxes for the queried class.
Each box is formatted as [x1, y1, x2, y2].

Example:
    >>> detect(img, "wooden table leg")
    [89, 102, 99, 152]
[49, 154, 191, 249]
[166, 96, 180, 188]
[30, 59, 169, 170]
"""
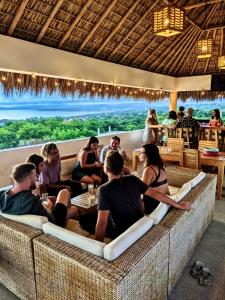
[132, 151, 138, 171]
[216, 163, 224, 200]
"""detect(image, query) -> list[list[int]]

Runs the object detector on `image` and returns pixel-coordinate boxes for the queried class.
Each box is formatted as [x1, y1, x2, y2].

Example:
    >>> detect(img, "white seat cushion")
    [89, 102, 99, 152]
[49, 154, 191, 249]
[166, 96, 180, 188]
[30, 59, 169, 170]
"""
[0, 212, 48, 230]
[189, 172, 206, 188]
[170, 182, 192, 203]
[103, 216, 153, 261]
[149, 203, 170, 225]
[168, 185, 180, 195]
[61, 157, 77, 177]
[42, 222, 105, 257]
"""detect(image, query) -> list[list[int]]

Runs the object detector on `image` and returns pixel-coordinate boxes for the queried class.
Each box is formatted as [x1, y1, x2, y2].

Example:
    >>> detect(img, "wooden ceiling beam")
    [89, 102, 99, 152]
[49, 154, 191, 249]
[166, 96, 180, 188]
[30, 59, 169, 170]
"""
[178, 2, 219, 75]
[204, 25, 225, 31]
[107, 0, 161, 61]
[203, 30, 217, 74]
[162, 0, 202, 30]
[36, 0, 64, 43]
[219, 28, 224, 56]
[158, 26, 198, 73]
[184, 0, 223, 10]
[173, 28, 202, 75]
[143, 24, 192, 70]
[119, 0, 181, 64]
[77, 0, 117, 53]
[125, 32, 159, 64]
[58, 0, 92, 49]
[7, 0, 29, 36]
[93, 0, 141, 58]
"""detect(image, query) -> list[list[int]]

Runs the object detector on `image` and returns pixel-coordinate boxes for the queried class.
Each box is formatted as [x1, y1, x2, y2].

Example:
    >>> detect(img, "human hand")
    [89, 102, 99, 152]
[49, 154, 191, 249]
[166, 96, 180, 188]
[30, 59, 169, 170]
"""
[64, 185, 72, 193]
[94, 162, 102, 167]
[177, 202, 191, 210]
[42, 199, 53, 214]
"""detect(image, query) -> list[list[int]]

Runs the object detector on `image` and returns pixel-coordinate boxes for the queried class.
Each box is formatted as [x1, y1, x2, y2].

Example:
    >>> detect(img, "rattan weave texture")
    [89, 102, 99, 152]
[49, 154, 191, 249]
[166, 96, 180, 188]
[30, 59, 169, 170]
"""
[0, 216, 42, 300]
[33, 225, 169, 300]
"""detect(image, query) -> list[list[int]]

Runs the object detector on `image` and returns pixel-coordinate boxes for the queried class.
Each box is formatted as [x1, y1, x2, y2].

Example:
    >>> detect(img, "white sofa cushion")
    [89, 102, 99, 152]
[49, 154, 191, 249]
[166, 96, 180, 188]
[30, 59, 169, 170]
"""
[149, 203, 170, 225]
[42, 222, 105, 257]
[61, 157, 77, 177]
[0, 212, 48, 230]
[168, 185, 180, 195]
[189, 172, 206, 188]
[103, 216, 153, 261]
[170, 182, 192, 203]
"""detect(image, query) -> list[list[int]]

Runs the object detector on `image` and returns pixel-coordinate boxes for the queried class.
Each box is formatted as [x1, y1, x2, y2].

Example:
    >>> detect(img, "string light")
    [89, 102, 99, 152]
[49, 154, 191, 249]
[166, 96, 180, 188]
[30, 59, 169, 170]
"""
[2, 76, 6, 81]
[32, 73, 36, 79]
[17, 78, 21, 83]
[67, 82, 71, 86]
[43, 77, 47, 82]
[54, 82, 58, 86]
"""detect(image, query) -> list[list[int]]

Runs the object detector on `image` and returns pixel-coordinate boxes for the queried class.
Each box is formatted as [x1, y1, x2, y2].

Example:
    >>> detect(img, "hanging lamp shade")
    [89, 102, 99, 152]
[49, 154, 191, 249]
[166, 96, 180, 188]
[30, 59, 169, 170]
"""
[218, 56, 225, 69]
[196, 39, 212, 59]
[153, 6, 184, 37]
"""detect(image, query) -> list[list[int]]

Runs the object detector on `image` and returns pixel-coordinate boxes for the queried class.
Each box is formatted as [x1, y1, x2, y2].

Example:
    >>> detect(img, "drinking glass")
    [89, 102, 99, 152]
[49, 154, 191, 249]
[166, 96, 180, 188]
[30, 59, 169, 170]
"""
[41, 193, 48, 201]
[88, 184, 94, 195]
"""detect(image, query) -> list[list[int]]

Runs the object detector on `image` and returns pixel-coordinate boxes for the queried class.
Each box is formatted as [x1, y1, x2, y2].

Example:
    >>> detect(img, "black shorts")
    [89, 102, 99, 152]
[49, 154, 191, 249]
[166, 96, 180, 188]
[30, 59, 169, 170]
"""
[52, 203, 67, 228]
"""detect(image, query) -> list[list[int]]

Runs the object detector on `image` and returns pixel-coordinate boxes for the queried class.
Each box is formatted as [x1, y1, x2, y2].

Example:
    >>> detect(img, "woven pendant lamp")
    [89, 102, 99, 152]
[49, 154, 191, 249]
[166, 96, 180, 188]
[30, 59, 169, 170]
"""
[196, 39, 212, 59]
[153, 5, 184, 37]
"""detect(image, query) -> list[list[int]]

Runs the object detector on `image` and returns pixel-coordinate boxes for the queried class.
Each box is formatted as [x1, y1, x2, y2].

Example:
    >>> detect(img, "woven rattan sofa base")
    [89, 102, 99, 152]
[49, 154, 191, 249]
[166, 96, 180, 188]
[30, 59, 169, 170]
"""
[164, 168, 217, 294]
[0, 216, 43, 300]
[33, 225, 169, 300]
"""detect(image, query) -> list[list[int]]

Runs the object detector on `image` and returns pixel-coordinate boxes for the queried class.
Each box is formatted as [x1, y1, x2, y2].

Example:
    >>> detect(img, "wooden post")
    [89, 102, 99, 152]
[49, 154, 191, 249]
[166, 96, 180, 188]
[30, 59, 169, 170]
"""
[170, 91, 177, 111]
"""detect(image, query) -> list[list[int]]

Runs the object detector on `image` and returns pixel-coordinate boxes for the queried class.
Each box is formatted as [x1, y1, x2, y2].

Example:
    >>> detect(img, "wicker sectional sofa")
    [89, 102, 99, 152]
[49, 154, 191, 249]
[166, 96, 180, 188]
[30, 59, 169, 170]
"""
[0, 168, 217, 300]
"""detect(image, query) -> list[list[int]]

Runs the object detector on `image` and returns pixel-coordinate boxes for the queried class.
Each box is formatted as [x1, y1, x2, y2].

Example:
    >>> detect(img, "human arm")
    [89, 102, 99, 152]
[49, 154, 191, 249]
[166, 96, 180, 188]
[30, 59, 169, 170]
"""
[80, 150, 101, 168]
[95, 210, 109, 241]
[144, 188, 191, 210]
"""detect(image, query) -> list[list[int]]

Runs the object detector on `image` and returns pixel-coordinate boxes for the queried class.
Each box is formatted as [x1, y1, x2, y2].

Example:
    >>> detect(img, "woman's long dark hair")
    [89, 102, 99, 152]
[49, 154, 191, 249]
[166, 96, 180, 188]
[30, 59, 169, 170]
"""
[142, 143, 164, 169]
[83, 136, 99, 151]
[212, 109, 221, 120]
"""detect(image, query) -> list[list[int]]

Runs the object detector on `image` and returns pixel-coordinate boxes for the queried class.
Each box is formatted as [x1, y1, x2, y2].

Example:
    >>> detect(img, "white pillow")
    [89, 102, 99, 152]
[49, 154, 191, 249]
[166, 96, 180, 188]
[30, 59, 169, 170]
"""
[189, 172, 206, 188]
[61, 158, 77, 176]
[0, 212, 48, 230]
[42, 222, 105, 257]
[103, 217, 153, 261]
[168, 185, 180, 195]
[170, 182, 192, 203]
[148, 203, 170, 224]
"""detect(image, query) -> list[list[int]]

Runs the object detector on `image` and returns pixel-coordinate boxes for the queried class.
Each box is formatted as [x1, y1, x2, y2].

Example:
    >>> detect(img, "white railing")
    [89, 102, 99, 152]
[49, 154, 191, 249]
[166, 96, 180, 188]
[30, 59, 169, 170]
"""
[0, 129, 144, 187]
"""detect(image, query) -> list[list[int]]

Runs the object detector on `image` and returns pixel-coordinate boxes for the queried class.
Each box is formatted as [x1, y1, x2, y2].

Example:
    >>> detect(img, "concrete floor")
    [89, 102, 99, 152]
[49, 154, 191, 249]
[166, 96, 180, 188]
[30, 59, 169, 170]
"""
[0, 198, 225, 300]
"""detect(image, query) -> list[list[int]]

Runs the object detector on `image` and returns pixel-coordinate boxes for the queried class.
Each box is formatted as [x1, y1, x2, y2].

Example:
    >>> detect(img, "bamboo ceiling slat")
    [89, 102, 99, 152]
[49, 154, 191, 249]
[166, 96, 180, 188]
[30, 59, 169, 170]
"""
[7, 0, 29, 35]
[107, 0, 161, 60]
[184, 0, 223, 10]
[76, 0, 117, 53]
[58, 0, 93, 48]
[36, 0, 64, 42]
[93, 0, 140, 57]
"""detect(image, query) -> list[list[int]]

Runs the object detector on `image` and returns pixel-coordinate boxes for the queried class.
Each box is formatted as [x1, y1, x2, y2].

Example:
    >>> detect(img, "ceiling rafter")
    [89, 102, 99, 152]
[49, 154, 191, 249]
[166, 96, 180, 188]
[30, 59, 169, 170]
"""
[162, 0, 202, 30]
[7, 0, 29, 36]
[204, 30, 217, 74]
[36, 0, 64, 42]
[123, 0, 187, 66]
[184, 0, 223, 10]
[121, 29, 155, 64]
[58, 0, 93, 49]
[76, 0, 118, 53]
[158, 27, 198, 74]
[142, 25, 192, 70]
[93, 0, 141, 58]
[190, 31, 211, 75]
[219, 28, 224, 56]
[107, 0, 161, 61]
[173, 1, 219, 75]
[172, 28, 201, 75]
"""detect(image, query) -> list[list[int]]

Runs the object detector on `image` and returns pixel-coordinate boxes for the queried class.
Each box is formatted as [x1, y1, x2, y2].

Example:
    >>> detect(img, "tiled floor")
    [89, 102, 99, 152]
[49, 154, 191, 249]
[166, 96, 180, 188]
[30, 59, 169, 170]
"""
[0, 198, 224, 300]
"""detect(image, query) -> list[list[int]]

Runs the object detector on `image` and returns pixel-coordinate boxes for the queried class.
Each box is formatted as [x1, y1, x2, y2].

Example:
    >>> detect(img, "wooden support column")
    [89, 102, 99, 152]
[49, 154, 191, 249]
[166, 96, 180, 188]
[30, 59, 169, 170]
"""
[170, 91, 177, 111]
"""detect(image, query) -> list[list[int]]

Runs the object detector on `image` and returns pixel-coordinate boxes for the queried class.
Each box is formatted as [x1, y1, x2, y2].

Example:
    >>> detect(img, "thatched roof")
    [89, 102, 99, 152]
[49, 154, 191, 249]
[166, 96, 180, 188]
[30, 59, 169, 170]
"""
[0, 0, 224, 78]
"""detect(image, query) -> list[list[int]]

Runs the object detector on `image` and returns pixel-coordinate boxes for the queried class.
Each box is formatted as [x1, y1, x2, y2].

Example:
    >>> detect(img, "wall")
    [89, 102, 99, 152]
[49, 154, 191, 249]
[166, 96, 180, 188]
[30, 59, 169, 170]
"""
[0, 130, 144, 187]
[0, 35, 175, 91]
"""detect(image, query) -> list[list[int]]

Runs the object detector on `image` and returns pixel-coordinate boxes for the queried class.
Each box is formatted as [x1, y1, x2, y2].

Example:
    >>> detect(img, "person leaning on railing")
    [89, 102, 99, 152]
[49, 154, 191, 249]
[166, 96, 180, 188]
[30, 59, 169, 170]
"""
[39, 143, 83, 197]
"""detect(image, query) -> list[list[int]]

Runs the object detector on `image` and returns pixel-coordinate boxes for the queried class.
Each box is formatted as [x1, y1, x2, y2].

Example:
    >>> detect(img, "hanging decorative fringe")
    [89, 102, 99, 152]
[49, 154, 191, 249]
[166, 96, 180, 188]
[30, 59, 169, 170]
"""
[177, 90, 225, 101]
[0, 71, 170, 102]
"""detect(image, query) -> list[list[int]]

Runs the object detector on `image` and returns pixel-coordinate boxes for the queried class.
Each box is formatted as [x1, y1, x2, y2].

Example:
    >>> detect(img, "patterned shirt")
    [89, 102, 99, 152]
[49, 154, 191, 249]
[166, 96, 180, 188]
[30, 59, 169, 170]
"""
[176, 116, 200, 130]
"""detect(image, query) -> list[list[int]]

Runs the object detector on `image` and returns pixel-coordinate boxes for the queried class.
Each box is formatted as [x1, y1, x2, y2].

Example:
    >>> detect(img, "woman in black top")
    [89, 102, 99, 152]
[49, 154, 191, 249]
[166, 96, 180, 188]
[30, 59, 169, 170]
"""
[139, 143, 170, 214]
[72, 136, 102, 185]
